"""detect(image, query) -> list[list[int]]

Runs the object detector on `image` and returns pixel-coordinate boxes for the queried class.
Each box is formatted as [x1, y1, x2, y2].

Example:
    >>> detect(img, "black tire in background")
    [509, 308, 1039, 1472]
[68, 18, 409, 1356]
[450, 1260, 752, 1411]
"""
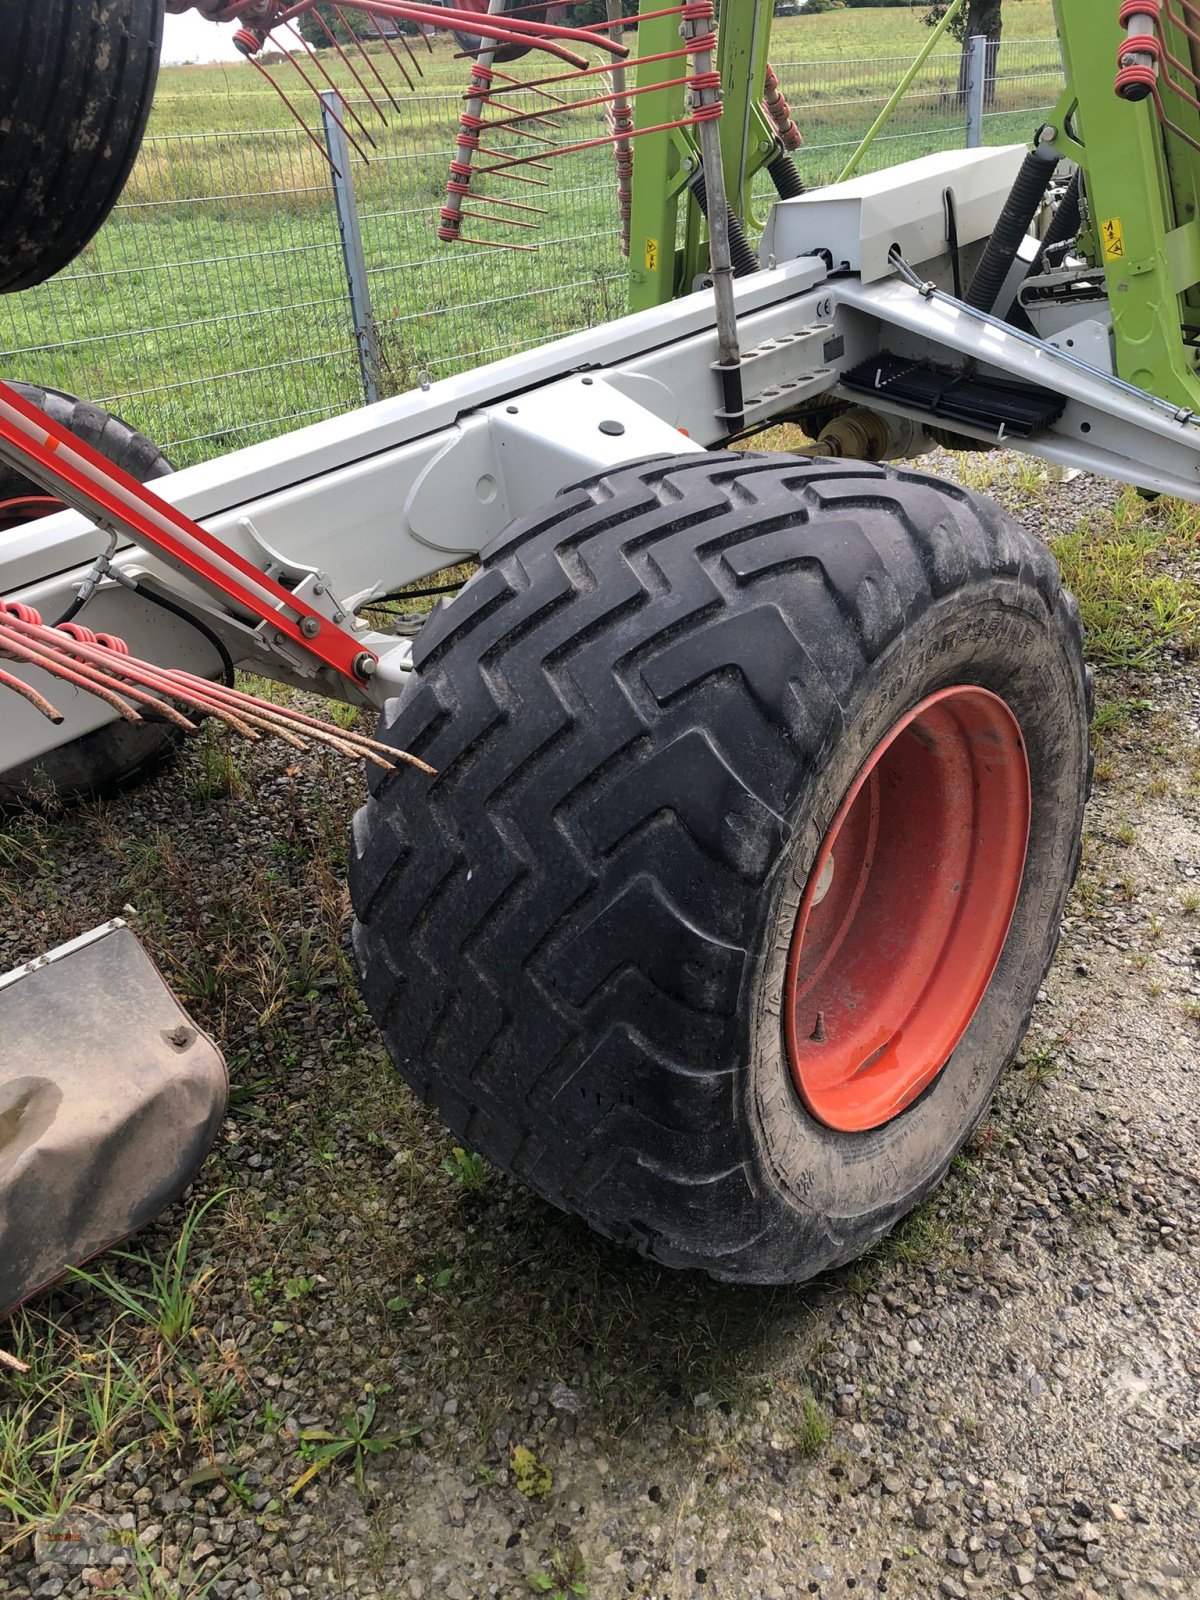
[445, 0, 551, 63]
[0, 384, 178, 807]
[349, 452, 1092, 1284]
[0, 0, 164, 294]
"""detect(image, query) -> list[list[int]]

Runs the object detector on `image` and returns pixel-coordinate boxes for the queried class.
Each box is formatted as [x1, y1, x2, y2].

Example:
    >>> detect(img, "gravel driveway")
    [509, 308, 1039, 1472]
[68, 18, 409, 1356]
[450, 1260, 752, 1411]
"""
[2, 460, 1197, 1600]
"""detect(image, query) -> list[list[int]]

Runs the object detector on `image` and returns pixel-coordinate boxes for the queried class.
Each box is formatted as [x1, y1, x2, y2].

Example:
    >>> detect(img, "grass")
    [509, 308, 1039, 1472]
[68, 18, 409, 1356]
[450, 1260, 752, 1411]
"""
[69, 1190, 230, 1347]
[0, 1191, 241, 1557]
[0, 11, 1061, 466]
[792, 1390, 832, 1457]
[4, 3, 1197, 1572]
[1050, 489, 1200, 668]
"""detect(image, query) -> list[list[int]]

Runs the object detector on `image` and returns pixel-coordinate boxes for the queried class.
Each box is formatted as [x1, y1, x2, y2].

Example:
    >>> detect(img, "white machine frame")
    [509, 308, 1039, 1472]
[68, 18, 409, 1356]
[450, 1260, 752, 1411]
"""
[6, 145, 1200, 772]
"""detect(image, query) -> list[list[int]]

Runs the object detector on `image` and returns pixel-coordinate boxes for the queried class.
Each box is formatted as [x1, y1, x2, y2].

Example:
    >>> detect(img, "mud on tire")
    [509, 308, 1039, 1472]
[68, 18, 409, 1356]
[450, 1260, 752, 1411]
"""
[350, 452, 1091, 1283]
[0, 0, 164, 293]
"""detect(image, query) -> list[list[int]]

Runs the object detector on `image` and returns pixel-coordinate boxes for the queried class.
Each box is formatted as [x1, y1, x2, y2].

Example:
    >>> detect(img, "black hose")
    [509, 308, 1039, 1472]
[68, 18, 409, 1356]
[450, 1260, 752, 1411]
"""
[1028, 170, 1082, 277]
[131, 580, 235, 687]
[944, 187, 963, 301]
[374, 579, 465, 605]
[52, 578, 235, 694]
[688, 171, 761, 278]
[767, 152, 806, 200]
[964, 142, 1059, 314]
[52, 591, 86, 627]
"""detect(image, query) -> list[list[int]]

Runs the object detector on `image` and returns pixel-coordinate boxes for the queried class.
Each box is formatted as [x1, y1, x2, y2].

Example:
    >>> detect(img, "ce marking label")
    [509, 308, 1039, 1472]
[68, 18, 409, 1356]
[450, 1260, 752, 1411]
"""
[815, 295, 834, 320]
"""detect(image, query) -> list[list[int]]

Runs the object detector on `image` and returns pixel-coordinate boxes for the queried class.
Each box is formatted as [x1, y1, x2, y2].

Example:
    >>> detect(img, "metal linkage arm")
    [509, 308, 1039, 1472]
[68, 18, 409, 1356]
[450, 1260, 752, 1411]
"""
[0, 380, 374, 687]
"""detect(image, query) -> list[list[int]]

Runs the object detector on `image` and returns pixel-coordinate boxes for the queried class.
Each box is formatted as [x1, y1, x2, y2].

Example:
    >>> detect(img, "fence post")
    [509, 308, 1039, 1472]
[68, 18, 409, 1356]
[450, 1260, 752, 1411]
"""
[321, 90, 380, 406]
[965, 34, 987, 148]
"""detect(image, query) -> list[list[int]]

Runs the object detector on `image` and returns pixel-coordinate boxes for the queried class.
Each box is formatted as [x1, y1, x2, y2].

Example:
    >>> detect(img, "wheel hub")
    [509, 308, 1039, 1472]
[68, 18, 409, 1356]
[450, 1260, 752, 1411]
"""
[784, 686, 1032, 1134]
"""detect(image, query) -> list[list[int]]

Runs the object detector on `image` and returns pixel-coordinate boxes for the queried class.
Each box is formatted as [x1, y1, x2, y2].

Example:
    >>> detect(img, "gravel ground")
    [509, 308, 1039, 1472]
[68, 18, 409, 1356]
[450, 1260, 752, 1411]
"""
[1, 457, 1198, 1600]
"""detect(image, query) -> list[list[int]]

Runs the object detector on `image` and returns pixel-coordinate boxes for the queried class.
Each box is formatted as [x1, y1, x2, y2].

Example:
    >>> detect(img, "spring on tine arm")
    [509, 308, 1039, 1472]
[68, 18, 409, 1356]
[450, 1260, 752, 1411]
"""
[0, 601, 435, 776]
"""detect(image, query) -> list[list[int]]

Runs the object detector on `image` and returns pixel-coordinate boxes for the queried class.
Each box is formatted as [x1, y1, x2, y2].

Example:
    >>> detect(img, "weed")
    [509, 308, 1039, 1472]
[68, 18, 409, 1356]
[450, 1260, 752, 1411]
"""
[385, 1266, 453, 1313]
[441, 1145, 488, 1191]
[288, 1390, 418, 1498]
[248, 1266, 277, 1306]
[1024, 1038, 1063, 1085]
[70, 1189, 228, 1346]
[512, 1444, 554, 1499]
[793, 1391, 831, 1456]
[528, 1544, 589, 1597]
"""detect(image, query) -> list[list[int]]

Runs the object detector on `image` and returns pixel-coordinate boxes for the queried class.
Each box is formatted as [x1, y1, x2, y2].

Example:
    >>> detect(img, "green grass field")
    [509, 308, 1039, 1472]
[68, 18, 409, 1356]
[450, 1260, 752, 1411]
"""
[0, 7, 1062, 466]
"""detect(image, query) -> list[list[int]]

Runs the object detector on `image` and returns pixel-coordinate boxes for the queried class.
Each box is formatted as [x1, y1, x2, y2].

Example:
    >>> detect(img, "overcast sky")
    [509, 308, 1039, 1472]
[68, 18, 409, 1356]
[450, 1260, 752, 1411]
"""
[162, 12, 247, 63]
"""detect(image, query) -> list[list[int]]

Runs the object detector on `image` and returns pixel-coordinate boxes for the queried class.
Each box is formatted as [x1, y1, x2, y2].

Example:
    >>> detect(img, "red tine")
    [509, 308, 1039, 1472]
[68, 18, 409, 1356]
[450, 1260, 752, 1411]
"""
[276, 19, 380, 150]
[244, 56, 342, 173]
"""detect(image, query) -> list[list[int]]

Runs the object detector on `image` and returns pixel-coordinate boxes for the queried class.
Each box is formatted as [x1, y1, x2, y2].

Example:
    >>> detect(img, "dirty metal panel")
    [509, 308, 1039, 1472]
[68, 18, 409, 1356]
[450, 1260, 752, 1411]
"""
[0, 920, 227, 1315]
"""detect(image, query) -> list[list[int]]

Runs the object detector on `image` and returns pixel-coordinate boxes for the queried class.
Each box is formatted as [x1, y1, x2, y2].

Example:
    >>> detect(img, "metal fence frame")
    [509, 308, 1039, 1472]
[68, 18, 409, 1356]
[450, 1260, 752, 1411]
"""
[0, 37, 1064, 469]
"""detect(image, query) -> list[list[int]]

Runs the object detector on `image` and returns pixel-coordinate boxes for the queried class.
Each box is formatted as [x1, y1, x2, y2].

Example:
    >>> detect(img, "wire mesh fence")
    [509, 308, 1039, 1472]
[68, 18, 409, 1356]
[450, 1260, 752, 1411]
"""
[0, 37, 1063, 470]
[768, 35, 1063, 183]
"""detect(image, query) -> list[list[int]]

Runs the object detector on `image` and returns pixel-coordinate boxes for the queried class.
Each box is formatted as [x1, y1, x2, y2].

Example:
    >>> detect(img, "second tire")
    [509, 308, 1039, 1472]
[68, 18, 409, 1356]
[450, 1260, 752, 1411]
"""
[0, 384, 179, 806]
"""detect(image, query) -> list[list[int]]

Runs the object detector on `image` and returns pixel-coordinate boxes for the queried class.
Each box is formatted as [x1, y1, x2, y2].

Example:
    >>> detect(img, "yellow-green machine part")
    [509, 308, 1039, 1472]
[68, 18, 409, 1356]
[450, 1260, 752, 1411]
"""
[1054, 0, 1200, 412]
[626, 0, 1200, 419]
[626, 0, 776, 312]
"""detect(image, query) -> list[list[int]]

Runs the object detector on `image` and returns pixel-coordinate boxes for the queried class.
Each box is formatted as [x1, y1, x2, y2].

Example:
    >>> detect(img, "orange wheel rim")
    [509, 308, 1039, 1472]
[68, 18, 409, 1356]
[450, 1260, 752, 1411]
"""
[784, 686, 1031, 1133]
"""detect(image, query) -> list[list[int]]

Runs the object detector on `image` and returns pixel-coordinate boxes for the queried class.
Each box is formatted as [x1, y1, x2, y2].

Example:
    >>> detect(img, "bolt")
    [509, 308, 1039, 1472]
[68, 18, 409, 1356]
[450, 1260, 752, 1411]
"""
[313, 582, 325, 595]
[300, 616, 321, 639]
[810, 1012, 827, 1044]
[353, 652, 378, 678]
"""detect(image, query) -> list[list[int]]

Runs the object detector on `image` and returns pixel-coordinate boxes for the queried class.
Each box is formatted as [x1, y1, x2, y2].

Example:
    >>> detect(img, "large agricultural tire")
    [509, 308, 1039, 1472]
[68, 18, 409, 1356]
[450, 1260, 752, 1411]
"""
[444, 0, 551, 64]
[350, 452, 1092, 1283]
[0, 383, 178, 808]
[0, 0, 164, 294]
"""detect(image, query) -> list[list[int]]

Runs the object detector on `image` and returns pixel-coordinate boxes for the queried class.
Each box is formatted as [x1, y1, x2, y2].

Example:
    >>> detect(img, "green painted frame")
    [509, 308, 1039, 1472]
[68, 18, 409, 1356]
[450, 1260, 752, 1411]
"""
[623, 0, 1200, 417]
[1054, 0, 1200, 410]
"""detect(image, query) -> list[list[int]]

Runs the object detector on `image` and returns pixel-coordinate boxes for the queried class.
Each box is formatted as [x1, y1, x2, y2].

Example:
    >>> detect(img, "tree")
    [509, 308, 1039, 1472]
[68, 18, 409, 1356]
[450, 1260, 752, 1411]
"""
[297, 4, 375, 48]
[926, 0, 1006, 110]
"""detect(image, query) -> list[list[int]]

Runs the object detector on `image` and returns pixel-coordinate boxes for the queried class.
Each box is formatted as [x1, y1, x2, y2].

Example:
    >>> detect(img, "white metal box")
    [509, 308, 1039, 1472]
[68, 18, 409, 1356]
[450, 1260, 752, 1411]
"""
[760, 144, 1028, 283]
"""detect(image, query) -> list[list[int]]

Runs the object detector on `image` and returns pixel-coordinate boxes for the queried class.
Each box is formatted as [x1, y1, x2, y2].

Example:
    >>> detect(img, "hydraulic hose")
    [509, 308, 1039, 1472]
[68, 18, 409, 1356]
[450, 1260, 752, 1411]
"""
[1028, 170, 1082, 277]
[964, 142, 1060, 314]
[767, 152, 807, 200]
[688, 171, 761, 279]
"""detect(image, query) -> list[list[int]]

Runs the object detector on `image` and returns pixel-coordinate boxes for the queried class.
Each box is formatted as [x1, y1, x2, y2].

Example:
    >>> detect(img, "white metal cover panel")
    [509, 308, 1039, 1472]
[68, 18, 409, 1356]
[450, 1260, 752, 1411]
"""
[762, 144, 1028, 283]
